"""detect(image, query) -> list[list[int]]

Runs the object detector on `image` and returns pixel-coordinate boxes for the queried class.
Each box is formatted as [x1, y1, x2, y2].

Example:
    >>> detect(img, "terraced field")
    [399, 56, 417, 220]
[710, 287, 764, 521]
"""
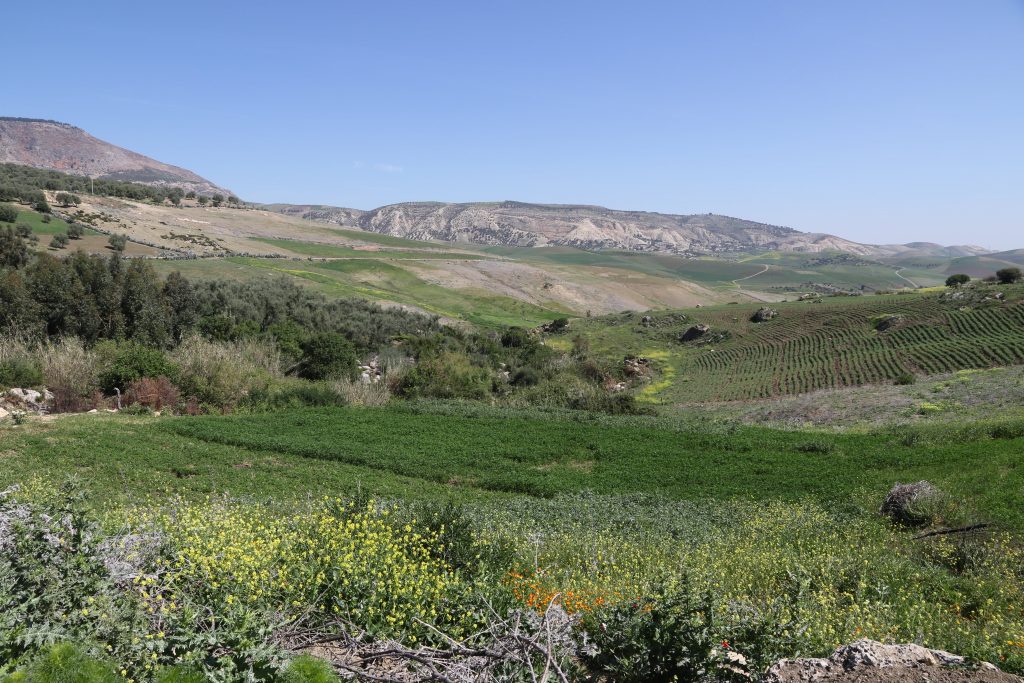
[574, 285, 1024, 403]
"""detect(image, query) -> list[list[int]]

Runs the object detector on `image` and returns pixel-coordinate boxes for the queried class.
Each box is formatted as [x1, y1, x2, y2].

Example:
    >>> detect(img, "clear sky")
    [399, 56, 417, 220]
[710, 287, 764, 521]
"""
[6, 1, 1023, 249]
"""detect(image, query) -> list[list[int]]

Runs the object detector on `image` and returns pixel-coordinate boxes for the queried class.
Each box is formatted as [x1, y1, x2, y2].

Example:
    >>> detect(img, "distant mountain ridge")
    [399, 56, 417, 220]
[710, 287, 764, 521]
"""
[0, 117, 230, 197]
[270, 201, 990, 259]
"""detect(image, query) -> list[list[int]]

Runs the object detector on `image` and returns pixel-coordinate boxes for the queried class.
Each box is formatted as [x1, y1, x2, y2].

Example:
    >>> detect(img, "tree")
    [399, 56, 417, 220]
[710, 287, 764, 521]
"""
[0, 226, 30, 268]
[162, 271, 199, 343]
[996, 267, 1022, 285]
[33, 199, 51, 213]
[211, 193, 224, 207]
[945, 274, 970, 288]
[0, 203, 17, 223]
[108, 234, 127, 252]
[228, 195, 241, 206]
[298, 332, 357, 380]
[197, 195, 209, 206]
[54, 192, 80, 207]
[185, 190, 196, 200]
[67, 222, 84, 239]
[49, 233, 69, 249]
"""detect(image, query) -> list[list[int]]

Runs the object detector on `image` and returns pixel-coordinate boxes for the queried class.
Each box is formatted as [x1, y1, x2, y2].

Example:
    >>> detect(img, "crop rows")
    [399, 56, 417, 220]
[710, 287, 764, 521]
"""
[671, 297, 1024, 402]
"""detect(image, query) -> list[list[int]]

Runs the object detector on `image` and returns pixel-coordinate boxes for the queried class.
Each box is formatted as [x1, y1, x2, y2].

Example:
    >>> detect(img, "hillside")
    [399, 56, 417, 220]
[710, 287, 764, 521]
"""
[272, 200, 991, 259]
[0, 117, 230, 196]
[567, 283, 1024, 403]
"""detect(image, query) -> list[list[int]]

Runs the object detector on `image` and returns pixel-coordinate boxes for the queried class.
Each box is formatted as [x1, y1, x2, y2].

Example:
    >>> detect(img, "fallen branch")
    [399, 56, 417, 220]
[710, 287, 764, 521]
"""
[913, 523, 991, 540]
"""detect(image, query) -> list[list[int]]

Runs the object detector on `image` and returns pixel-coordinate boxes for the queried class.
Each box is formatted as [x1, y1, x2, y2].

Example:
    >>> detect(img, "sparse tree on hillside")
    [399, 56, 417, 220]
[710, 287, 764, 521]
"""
[945, 274, 970, 288]
[996, 267, 1022, 284]
[0, 203, 17, 223]
[108, 233, 127, 252]
[197, 195, 209, 206]
[185, 191, 196, 200]
[55, 192, 80, 207]
[49, 233, 69, 249]
[228, 195, 241, 206]
[67, 223, 84, 240]
[211, 193, 224, 207]
[34, 199, 51, 213]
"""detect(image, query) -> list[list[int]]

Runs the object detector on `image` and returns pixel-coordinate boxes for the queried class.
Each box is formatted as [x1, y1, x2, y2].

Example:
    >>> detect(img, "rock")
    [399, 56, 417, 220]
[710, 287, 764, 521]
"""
[680, 324, 711, 342]
[880, 481, 940, 526]
[641, 315, 654, 326]
[0, 406, 9, 421]
[765, 640, 1020, 683]
[7, 388, 42, 404]
[87, 409, 98, 414]
[874, 314, 904, 332]
[623, 356, 651, 377]
[751, 307, 778, 322]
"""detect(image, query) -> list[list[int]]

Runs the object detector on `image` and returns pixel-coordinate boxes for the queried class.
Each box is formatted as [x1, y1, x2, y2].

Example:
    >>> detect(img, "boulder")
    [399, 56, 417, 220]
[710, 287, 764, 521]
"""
[7, 388, 42, 404]
[880, 480, 940, 526]
[0, 406, 9, 421]
[874, 314, 904, 332]
[751, 307, 778, 322]
[641, 315, 654, 326]
[765, 640, 1019, 683]
[680, 324, 711, 342]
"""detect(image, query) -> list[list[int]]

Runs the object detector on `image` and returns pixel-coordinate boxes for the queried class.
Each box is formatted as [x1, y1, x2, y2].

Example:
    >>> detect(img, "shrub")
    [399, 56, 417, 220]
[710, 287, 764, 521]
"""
[171, 335, 279, 408]
[124, 376, 180, 411]
[278, 655, 340, 683]
[66, 223, 84, 240]
[894, 371, 917, 386]
[106, 234, 126, 252]
[580, 581, 721, 683]
[33, 199, 51, 214]
[996, 267, 1022, 284]
[96, 342, 177, 394]
[298, 333, 357, 381]
[394, 352, 491, 400]
[49, 234, 69, 249]
[0, 203, 17, 223]
[40, 338, 100, 413]
[945, 274, 970, 288]
[0, 336, 43, 389]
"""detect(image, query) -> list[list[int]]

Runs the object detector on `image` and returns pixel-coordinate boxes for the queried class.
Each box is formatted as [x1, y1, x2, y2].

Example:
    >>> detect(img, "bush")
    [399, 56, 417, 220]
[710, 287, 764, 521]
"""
[298, 333, 357, 381]
[394, 352, 491, 400]
[40, 338, 100, 413]
[278, 655, 340, 683]
[124, 376, 180, 411]
[894, 371, 917, 386]
[0, 337, 43, 389]
[33, 199, 51, 214]
[945, 274, 970, 288]
[580, 581, 722, 683]
[171, 335, 280, 408]
[0, 203, 17, 223]
[106, 234, 126, 252]
[66, 223, 83, 240]
[49, 234, 69, 249]
[96, 342, 177, 394]
[996, 267, 1022, 284]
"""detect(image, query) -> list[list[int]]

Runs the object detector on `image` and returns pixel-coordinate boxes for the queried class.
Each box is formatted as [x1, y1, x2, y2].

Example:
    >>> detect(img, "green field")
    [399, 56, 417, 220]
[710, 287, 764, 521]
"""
[3, 404, 1022, 528]
[573, 284, 1024, 403]
[252, 237, 489, 260]
[3, 404, 1023, 674]
[154, 256, 570, 327]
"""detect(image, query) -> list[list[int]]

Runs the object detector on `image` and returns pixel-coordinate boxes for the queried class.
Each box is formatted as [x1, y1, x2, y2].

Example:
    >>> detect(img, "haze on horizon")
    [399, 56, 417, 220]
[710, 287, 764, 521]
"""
[6, 0, 1023, 250]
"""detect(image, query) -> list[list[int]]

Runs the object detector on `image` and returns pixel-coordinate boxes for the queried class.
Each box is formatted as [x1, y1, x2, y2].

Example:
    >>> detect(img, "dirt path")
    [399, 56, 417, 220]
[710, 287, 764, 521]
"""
[894, 268, 917, 288]
[731, 263, 771, 285]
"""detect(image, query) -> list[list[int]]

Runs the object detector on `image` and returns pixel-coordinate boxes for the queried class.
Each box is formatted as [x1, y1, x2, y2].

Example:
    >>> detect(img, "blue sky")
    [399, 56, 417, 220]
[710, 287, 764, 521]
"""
[6, 1, 1023, 249]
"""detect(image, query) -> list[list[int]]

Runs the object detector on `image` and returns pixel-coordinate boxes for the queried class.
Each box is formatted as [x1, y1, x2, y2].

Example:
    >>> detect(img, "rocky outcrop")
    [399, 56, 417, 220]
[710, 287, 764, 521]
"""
[765, 640, 1020, 683]
[751, 307, 779, 322]
[0, 118, 231, 197]
[680, 324, 711, 342]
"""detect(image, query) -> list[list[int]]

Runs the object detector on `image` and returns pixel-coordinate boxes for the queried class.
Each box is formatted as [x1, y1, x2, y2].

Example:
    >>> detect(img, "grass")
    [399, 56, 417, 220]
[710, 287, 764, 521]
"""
[4, 404, 1023, 531]
[251, 237, 489, 260]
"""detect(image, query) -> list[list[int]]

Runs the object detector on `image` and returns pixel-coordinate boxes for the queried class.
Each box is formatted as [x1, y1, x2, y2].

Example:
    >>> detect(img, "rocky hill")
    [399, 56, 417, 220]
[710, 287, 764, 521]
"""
[0, 117, 230, 197]
[273, 200, 990, 258]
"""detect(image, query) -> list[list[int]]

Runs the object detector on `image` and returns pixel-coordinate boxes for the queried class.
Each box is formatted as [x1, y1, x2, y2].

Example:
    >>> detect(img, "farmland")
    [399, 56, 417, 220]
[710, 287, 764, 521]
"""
[2, 404, 1024, 678]
[570, 284, 1024, 403]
